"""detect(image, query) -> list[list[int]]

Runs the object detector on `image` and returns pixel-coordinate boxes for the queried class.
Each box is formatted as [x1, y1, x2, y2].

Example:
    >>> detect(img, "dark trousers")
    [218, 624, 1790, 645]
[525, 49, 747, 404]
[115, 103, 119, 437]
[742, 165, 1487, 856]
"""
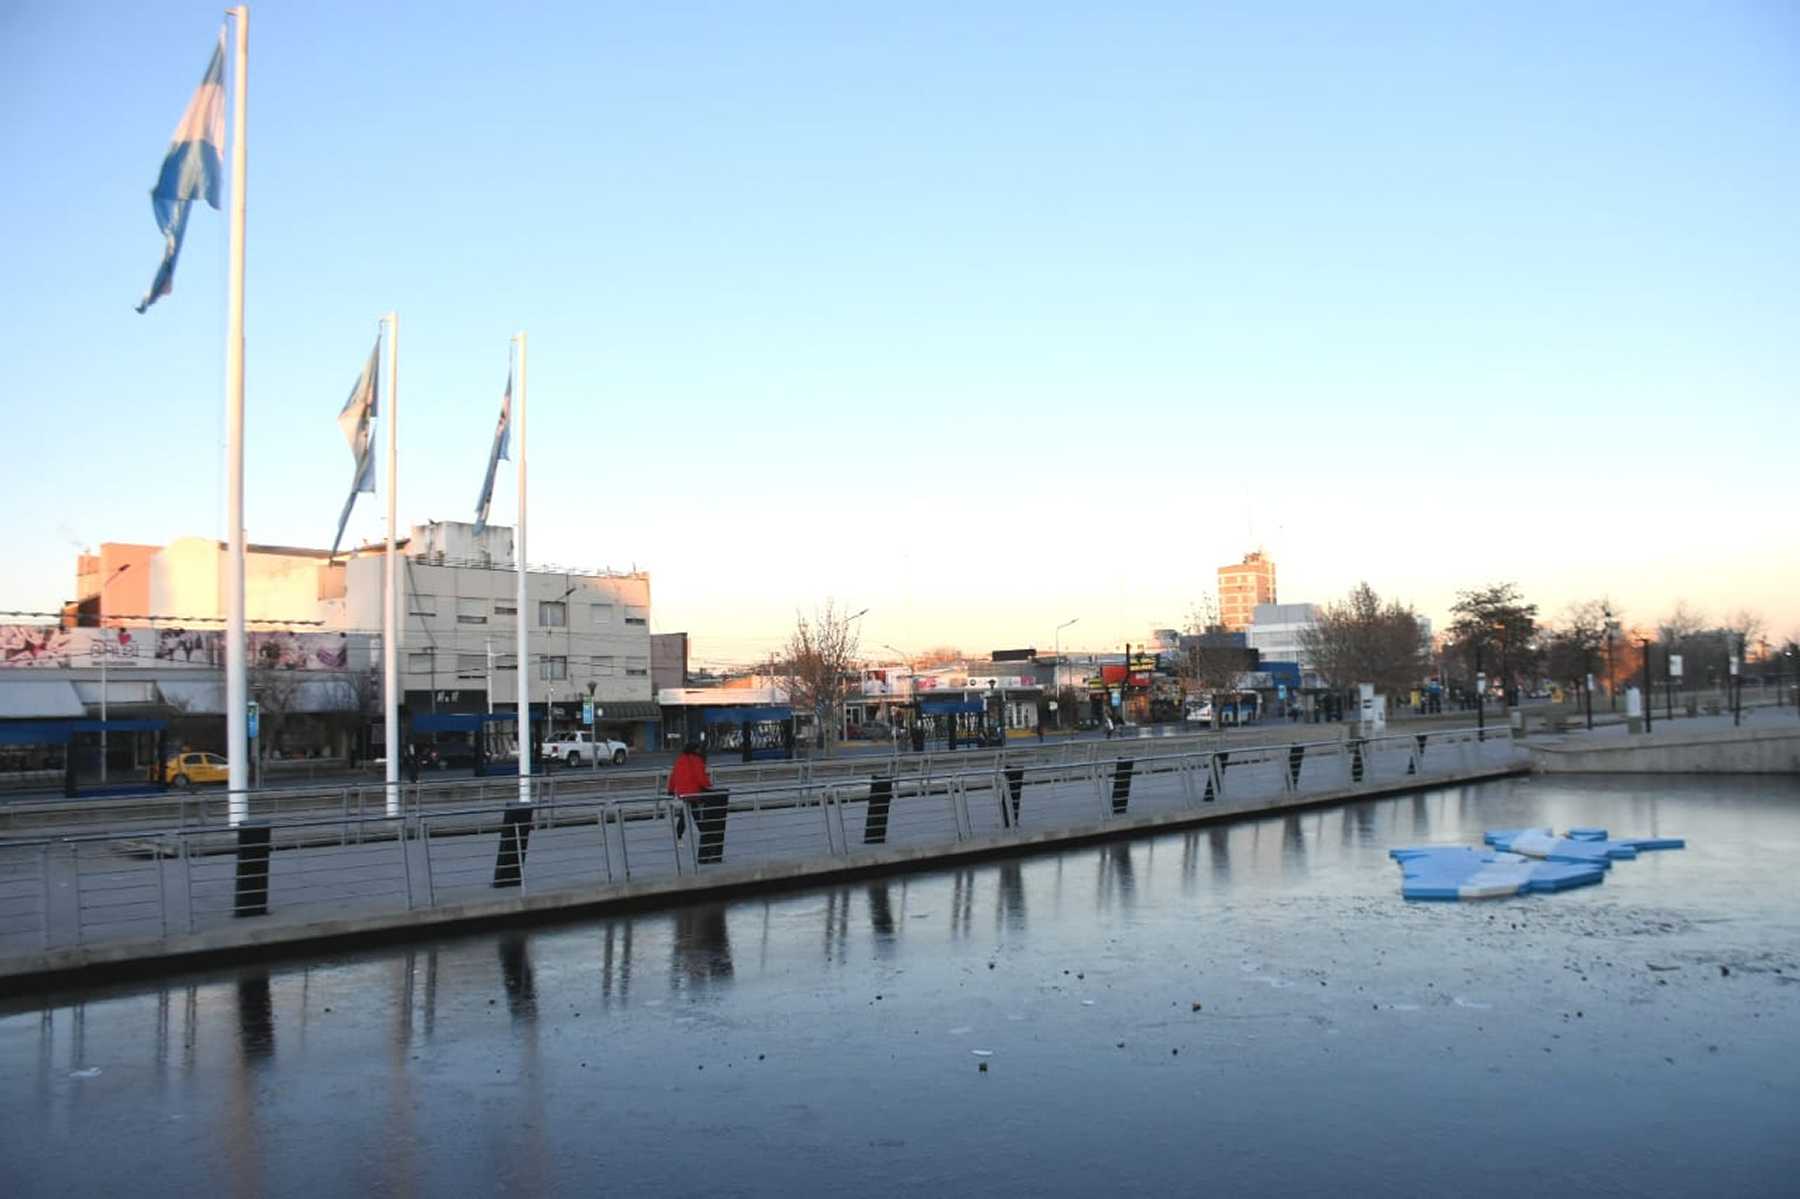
[689, 791, 729, 864]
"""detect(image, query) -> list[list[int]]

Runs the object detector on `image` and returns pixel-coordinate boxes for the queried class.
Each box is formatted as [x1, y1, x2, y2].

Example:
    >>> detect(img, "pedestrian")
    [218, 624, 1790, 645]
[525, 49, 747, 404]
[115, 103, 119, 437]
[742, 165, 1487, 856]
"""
[669, 741, 727, 864]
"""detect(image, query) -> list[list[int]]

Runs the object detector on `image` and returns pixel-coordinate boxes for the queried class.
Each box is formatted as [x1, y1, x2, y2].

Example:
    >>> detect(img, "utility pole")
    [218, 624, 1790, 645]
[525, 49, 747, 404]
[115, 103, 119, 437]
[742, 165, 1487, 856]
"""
[1639, 638, 1652, 733]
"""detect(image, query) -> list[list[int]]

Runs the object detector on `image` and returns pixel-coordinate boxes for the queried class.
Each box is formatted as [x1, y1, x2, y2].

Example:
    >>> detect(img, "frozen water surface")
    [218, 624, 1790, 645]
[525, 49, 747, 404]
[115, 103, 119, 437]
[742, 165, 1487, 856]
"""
[2, 774, 1796, 1197]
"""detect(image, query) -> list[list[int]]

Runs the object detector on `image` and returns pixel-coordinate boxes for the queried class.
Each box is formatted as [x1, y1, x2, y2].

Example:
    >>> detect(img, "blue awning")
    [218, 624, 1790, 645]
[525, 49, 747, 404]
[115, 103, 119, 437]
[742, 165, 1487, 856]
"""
[0, 717, 168, 746]
[920, 699, 985, 715]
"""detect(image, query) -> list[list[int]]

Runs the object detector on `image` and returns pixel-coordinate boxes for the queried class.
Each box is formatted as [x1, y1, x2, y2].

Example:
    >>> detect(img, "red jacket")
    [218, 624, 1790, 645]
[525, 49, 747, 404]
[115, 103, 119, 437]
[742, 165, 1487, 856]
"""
[668, 752, 712, 798]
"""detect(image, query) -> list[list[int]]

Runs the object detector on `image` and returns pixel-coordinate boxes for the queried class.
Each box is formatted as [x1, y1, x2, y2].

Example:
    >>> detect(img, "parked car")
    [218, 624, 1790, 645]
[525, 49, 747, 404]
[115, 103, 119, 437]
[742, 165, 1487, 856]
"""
[159, 751, 229, 788]
[541, 731, 628, 767]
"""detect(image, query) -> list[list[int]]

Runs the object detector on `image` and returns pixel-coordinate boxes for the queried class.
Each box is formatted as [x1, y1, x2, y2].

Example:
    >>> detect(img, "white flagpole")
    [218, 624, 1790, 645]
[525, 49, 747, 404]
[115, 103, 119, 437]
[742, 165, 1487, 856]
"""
[383, 311, 401, 817]
[224, 6, 250, 824]
[514, 332, 531, 805]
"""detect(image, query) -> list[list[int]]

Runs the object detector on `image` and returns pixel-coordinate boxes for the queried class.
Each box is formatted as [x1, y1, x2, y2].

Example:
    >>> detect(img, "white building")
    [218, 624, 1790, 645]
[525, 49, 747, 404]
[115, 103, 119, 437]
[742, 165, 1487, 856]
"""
[340, 521, 656, 743]
[1247, 602, 1320, 684]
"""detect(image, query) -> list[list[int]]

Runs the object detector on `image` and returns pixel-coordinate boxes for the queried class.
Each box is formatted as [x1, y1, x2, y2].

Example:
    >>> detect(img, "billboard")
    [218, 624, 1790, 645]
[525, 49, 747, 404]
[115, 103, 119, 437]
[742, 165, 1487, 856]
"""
[0, 625, 356, 671]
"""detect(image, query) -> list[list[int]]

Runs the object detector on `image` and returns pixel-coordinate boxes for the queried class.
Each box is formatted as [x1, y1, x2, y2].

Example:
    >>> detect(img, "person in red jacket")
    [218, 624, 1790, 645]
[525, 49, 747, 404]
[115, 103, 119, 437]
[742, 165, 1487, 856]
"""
[669, 742, 727, 863]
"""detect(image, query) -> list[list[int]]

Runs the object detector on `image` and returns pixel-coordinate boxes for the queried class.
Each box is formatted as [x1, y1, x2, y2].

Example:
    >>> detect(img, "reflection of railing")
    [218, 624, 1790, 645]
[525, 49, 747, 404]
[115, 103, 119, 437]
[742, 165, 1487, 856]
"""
[0, 728, 1524, 962]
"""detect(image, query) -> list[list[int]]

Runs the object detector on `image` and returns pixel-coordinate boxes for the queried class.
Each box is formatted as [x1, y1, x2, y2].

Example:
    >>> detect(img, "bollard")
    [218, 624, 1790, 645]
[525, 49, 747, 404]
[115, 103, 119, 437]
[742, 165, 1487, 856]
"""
[696, 790, 729, 864]
[1287, 744, 1305, 788]
[234, 822, 272, 917]
[865, 776, 894, 844]
[1410, 733, 1428, 774]
[1004, 767, 1025, 828]
[492, 802, 533, 888]
[1110, 758, 1134, 815]
[1350, 738, 1366, 784]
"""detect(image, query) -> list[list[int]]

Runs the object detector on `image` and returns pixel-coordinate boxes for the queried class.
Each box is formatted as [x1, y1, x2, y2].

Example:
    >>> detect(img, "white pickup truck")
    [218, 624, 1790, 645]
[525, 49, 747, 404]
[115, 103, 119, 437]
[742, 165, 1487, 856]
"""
[541, 731, 629, 767]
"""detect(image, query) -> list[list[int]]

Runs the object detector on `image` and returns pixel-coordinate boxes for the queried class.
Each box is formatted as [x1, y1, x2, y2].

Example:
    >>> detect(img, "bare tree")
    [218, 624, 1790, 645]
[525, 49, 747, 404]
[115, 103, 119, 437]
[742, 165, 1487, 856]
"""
[1177, 598, 1244, 714]
[1302, 582, 1429, 699]
[1544, 600, 1609, 688]
[250, 662, 304, 762]
[780, 600, 863, 757]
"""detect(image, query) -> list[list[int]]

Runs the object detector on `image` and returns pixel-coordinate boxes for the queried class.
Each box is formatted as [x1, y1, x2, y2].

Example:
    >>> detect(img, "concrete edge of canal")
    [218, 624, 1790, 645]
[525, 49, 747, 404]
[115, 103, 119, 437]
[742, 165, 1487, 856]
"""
[0, 764, 1530, 992]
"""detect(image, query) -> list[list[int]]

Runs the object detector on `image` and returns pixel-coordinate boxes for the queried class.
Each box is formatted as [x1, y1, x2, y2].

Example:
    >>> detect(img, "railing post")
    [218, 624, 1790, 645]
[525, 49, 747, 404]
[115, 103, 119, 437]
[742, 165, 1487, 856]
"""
[397, 815, 414, 909]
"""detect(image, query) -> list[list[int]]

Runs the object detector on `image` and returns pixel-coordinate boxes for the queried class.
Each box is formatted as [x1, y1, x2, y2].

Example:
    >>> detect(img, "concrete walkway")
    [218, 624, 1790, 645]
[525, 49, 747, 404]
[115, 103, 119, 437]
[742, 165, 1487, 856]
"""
[1, 729, 1526, 983]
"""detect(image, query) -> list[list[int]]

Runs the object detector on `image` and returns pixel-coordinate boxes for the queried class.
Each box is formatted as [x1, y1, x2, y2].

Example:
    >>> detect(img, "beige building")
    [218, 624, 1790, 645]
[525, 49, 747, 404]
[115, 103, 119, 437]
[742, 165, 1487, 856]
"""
[1217, 550, 1277, 632]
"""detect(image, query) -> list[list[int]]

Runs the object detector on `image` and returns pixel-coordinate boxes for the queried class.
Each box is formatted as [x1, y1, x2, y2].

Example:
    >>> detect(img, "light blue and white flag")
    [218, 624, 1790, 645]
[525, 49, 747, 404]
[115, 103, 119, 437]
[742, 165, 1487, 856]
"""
[136, 31, 226, 314]
[473, 371, 512, 535]
[330, 340, 382, 555]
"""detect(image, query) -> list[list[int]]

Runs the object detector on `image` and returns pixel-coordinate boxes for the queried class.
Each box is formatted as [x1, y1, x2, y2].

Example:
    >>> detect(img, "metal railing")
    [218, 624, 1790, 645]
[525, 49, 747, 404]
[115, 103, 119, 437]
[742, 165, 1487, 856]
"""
[0, 727, 1522, 960]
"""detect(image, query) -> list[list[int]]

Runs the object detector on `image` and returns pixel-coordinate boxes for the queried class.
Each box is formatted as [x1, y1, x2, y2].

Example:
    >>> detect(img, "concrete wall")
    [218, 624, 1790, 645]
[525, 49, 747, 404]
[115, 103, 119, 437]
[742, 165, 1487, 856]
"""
[1529, 726, 1800, 775]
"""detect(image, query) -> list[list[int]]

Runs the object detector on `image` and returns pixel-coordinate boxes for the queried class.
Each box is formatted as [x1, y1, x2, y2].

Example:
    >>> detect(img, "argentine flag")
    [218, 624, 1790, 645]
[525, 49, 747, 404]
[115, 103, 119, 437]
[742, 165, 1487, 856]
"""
[473, 372, 512, 535]
[136, 31, 226, 314]
[331, 340, 382, 555]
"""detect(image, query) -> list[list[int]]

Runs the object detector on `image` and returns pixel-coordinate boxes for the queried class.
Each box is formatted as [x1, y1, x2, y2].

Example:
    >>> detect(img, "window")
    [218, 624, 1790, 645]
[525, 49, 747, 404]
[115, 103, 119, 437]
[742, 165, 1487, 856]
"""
[456, 653, 485, 674]
[539, 600, 567, 627]
[624, 605, 648, 627]
[456, 597, 487, 625]
[625, 655, 648, 678]
[591, 655, 616, 676]
[590, 602, 614, 625]
[494, 653, 518, 671]
[494, 602, 517, 618]
[541, 655, 568, 681]
[409, 593, 436, 617]
[407, 652, 434, 673]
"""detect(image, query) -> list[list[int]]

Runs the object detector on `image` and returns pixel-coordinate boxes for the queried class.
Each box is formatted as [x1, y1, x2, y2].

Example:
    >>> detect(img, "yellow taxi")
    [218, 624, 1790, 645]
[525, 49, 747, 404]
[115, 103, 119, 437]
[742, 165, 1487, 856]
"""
[159, 751, 230, 788]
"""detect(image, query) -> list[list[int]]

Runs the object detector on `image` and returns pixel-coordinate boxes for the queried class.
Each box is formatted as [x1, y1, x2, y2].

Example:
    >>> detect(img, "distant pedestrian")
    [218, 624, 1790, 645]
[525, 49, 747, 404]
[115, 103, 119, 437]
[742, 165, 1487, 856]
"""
[669, 741, 727, 864]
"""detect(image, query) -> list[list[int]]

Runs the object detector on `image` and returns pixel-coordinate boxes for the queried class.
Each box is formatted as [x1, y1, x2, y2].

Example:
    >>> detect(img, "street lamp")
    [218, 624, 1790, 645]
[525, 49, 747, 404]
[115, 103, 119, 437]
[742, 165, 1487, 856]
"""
[1054, 618, 1079, 731]
[1602, 605, 1619, 711]
[96, 564, 132, 784]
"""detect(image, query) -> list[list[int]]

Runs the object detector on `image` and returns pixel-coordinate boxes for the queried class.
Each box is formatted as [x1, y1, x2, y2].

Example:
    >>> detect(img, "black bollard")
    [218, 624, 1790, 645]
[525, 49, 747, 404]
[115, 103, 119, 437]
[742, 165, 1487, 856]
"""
[492, 803, 533, 888]
[1003, 767, 1025, 828]
[1110, 758, 1134, 815]
[1350, 739, 1366, 784]
[864, 776, 894, 845]
[234, 822, 272, 917]
[1287, 744, 1305, 788]
[696, 790, 729, 864]
[1410, 733, 1428, 774]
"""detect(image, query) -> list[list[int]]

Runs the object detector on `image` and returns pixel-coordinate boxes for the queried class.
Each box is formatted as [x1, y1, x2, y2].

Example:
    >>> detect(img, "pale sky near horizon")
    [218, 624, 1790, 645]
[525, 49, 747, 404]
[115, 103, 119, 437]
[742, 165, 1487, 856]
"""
[1, 1, 1795, 666]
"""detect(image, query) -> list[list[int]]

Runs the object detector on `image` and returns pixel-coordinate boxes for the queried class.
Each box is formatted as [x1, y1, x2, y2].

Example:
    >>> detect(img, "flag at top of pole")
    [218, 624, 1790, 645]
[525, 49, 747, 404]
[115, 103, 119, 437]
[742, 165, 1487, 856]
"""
[330, 337, 381, 554]
[473, 371, 512, 535]
[136, 30, 226, 313]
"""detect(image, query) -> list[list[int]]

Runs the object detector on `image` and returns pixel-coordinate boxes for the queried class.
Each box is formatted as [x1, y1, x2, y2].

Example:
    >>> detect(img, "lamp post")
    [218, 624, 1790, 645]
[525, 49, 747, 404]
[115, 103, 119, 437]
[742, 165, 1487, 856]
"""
[95, 564, 132, 784]
[840, 608, 868, 747]
[1054, 618, 1079, 731]
[1602, 606, 1619, 711]
[1639, 637, 1652, 733]
[882, 642, 912, 747]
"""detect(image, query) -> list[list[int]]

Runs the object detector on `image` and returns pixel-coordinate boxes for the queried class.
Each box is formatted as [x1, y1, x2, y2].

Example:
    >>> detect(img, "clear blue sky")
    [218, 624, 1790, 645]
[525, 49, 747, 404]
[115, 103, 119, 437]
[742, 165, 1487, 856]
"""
[2, 1, 1795, 663]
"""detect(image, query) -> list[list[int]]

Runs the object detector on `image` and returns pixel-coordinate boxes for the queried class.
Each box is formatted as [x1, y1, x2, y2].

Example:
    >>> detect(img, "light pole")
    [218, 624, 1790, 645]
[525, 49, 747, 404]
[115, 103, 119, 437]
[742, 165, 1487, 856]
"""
[1054, 618, 1079, 731]
[882, 642, 912, 745]
[95, 564, 132, 784]
[1639, 637, 1652, 733]
[1602, 606, 1619, 711]
[839, 607, 868, 747]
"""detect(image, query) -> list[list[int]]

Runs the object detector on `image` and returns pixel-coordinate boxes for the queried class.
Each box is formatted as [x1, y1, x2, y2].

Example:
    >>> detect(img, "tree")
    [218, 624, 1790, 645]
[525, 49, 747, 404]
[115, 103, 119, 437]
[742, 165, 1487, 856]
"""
[1300, 582, 1428, 698]
[916, 645, 963, 668]
[1543, 600, 1609, 690]
[1447, 583, 1540, 704]
[1177, 598, 1244, 713]
[250, 660, 304, 762]
[780, 600, 863, 757]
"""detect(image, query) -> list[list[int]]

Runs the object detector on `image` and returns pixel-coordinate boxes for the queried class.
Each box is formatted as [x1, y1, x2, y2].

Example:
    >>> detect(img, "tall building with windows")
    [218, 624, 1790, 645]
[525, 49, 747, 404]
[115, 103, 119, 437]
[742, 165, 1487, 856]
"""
[1217, 550, 1277, 632]
[341, 521, 656, 743]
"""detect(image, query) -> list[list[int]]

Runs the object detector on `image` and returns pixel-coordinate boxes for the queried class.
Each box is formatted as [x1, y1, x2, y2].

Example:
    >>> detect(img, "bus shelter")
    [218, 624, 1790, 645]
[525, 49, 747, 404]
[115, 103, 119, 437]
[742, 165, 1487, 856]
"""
[0, 718, 170, 798]
[409, 711, 543, 777]
[917, 698, 999, 750]
[699, 705, 795, 762]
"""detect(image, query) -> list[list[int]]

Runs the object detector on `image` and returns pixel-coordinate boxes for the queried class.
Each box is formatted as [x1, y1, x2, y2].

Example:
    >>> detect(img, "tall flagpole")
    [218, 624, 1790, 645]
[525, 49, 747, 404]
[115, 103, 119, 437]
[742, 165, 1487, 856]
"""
[383, 311, 401, 817]
[224, 6, 250, 824]
[514, 332, 531, 805]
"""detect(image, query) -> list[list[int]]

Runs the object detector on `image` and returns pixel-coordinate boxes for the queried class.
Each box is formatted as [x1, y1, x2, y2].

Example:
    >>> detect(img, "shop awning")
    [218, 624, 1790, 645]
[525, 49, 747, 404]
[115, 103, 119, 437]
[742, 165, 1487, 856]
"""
[0, 678, 87, 719]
